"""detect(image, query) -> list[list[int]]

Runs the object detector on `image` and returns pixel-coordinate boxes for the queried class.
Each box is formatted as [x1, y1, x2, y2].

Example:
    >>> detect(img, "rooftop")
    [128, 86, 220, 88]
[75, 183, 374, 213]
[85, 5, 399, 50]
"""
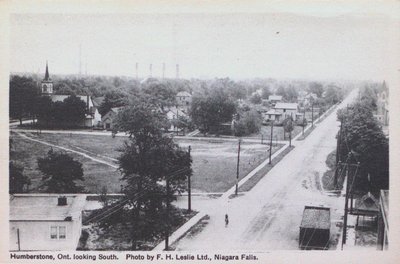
[10, 194, 87, 222]
[176, 91, 192, 97]
[274, 102, 298, 109]
[300, 206, 330, 229]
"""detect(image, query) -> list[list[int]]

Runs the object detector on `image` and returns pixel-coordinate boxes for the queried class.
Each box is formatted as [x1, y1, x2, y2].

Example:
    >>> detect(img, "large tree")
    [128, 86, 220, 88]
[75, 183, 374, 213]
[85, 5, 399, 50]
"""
[115, 102, 192, 249]
[10, 76, 39, 124]
[98, 90, 128, 116]
[337, 97, 388, 194]
[38, 149, 85, 193]
[190, 88, 236, 134]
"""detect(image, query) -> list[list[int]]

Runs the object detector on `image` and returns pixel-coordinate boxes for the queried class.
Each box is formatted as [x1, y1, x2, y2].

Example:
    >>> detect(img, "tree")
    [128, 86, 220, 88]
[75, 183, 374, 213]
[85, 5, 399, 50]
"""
[61, 95, 87, 126]
[33, 96, 53, 126]
[38, 149, 85, 193]
[10, 76, 39, 124]
[190, 88, 236, 134]
[234, 110, 262, 136]
[309, 82, 324, 98]
[324, 85, 343, 105]
[116, 102, 192, 249]
[337, 99, 388, 194]
[141, 81, 176, 110]
[283, 116, 294, 146]
[250, 93, 262, 104]
[261, 86, 272, 99]
[9, 161, 30, 194]
[98, 90, 128, 116]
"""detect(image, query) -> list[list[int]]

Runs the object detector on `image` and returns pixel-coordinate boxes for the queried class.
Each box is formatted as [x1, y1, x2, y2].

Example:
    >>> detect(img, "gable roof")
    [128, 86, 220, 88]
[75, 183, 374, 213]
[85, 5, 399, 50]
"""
[92, 96, 104, 107]
[10, 194, 87, 221]
[274, 102, 298, 110]
[355, 192, 379, 212]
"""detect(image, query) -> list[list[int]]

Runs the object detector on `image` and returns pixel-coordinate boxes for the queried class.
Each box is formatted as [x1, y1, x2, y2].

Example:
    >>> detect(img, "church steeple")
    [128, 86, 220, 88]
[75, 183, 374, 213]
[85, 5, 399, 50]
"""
[41, 61, 53, 95]
[44, 61, 50, 80]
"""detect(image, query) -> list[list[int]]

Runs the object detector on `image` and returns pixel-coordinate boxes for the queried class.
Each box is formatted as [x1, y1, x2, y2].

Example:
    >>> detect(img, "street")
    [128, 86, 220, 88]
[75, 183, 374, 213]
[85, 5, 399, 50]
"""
[173, 89, 359, 251]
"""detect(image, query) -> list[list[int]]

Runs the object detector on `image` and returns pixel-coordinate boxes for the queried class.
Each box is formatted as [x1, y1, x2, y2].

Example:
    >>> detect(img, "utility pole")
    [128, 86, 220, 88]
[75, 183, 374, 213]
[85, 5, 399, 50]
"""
[269, 121, 274, 164]
[311, 103, 314, 127]
[334, 121, 343, 188]
[165, 176, 170, 250]
[17, 228, 20, 251]
[162, 63, 166, 79]
[235, 138, 242, 195]
[341, 153, 360, 250]
[188, 145, 191, 212]
[135, 62, 138, 80]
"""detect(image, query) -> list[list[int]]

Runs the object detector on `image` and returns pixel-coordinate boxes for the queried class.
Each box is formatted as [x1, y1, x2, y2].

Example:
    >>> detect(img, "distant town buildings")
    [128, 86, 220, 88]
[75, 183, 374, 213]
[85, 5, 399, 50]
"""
[176, 91, 192, 108]
[9, 194, 87, 251]
[265, 102, 302, 123]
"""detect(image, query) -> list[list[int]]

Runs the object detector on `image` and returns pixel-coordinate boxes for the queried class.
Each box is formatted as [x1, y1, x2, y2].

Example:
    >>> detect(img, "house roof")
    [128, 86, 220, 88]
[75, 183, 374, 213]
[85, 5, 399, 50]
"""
[92, 96, 104, 107]
[355, 192, 380, 212]
[165, 106, 187, 117]
[176, 91, 192, 97]
[49, 94, 92, 104]
[300, 206, 330, 229]
[10, 194, 87, 221]
[268, 95, 282, 101]
[274, 102, 298, 110]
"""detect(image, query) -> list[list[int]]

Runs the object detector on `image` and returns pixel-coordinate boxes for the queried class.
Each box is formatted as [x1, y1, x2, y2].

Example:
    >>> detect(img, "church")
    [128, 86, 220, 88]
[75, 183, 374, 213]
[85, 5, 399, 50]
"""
[40, 62, 101, 128]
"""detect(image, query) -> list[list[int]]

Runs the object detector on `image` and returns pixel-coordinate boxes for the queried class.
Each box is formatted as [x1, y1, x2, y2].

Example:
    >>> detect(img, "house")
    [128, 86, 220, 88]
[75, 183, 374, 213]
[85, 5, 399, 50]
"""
[9, 194, 87, 251]
[377, 190, 389, 250]
[101, 107, 124, 130]
[38, 62, 101, 127]
[265, 102, 299, 123]
[176, 91, 192, 107]
[268, 95, 283, 106]
[165, 106, 188, 132]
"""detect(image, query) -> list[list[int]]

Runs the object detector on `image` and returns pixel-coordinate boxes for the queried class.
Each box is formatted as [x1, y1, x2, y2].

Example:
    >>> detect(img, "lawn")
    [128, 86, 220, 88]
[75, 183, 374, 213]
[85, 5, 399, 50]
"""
[256, 125, 303, 141]
[11, 132, 284, 194]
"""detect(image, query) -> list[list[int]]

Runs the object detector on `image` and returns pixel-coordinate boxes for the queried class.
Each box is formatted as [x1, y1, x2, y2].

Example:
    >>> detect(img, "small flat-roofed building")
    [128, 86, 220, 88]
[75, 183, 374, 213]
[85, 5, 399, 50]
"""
[299, 206, 331, 250]
[268, 95, 283, 106]
[9, 194, 87, 251]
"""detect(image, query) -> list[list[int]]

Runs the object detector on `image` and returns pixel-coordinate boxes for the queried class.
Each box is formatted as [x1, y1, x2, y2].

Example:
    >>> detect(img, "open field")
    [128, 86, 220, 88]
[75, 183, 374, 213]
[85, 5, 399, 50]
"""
[10, 132, 284, 193]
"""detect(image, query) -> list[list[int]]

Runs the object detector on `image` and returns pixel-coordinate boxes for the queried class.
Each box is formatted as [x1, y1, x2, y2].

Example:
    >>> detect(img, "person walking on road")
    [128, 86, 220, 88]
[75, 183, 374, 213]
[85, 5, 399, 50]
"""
[225, 214, 229, 227]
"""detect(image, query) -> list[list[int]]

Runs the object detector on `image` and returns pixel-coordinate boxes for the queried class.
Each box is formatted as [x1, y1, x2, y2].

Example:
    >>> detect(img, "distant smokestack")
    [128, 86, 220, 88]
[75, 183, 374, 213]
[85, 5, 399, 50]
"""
[79, 44, 82, 75]
[149, 64, 152, 77]
[135, 63, 138, 80]
[162, 63, 166, 79]
[176, 64, 179, 79]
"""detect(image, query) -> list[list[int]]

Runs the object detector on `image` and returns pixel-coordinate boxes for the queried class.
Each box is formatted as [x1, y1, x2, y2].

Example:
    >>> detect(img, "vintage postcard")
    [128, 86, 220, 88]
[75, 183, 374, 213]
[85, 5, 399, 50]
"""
[1, 0, 399, 263]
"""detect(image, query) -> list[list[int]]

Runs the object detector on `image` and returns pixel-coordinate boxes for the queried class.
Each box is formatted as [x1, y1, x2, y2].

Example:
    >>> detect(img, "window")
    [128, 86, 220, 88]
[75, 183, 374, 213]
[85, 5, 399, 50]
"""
[50, 226, 66, 239]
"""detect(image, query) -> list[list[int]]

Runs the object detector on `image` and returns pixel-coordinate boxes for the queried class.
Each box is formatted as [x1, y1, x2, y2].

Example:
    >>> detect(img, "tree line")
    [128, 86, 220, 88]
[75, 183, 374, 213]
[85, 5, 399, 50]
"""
[336, 85, 388, 194]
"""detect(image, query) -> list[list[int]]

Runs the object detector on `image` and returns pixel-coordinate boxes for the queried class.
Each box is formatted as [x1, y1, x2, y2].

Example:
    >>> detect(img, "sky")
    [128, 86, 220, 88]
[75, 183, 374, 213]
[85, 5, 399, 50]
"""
[9, 2, 400, 82]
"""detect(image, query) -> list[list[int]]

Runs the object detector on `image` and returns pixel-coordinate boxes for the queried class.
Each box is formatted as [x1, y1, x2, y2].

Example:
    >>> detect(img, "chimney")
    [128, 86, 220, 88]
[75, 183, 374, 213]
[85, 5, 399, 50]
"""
[86, 95, 90, 112]
[57, 196, 67, 206]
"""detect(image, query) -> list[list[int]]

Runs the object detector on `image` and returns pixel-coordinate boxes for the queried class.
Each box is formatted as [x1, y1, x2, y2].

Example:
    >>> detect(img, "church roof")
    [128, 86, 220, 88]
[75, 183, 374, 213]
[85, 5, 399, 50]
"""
[43, 61, 51, 81]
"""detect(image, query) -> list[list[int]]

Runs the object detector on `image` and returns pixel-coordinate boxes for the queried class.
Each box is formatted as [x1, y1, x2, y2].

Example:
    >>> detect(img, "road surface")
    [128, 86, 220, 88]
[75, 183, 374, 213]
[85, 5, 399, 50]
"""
[174, 90, 358, 251]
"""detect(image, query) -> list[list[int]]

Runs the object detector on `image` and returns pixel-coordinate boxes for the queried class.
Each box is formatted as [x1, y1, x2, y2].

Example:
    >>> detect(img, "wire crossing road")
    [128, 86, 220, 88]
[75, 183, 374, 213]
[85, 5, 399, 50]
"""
[174, 89, 359, 251]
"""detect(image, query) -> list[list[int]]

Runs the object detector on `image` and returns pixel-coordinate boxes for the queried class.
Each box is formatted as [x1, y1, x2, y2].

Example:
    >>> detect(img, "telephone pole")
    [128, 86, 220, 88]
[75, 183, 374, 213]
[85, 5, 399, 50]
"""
[188, 145, 192, 212]
[269, 121, 274, 164]
[311, 103, 314, 127]
[334, 121, 343, 188]
[165, 176, 170, 250]
[341, 153, 360, 250]
[235, 138, 242, 195]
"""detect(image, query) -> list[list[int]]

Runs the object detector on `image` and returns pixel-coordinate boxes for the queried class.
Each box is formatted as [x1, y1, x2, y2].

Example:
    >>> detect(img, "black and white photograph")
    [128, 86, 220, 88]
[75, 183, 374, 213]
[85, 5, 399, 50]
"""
[1, 0, 399, 263]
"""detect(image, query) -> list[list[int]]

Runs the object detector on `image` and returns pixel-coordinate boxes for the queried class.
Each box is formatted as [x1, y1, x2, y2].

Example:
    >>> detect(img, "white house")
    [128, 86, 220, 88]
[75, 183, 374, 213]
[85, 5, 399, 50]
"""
[9, 194, 87, 251]
[265, 102, 299, 123]
[176, 91, 192, 107]
[165, 106, 187, 131]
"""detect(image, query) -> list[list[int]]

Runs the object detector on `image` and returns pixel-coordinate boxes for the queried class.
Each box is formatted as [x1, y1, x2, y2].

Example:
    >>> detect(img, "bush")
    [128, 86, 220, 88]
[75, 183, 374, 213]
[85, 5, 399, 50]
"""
[234, 110, 262, 136]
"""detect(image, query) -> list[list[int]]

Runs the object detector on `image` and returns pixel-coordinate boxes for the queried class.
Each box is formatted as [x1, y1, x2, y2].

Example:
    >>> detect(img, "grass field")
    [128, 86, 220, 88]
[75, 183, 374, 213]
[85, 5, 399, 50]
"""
[10, 132, 284, 194]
